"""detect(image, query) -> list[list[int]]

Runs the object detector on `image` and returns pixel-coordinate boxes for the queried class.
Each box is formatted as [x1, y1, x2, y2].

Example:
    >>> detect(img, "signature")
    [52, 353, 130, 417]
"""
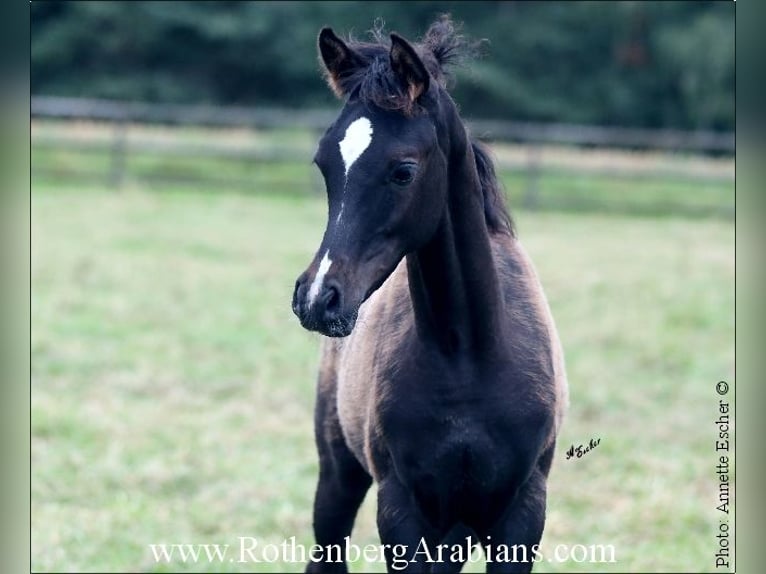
[565, 438, 601, 460]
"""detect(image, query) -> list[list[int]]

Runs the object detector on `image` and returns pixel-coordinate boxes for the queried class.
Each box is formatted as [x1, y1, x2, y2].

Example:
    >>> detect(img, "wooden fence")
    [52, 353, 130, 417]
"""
[31, 96, 735, 216]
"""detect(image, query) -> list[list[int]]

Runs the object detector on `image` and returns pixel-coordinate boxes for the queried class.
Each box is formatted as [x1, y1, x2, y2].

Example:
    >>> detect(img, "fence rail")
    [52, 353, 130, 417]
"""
[32, 96, 735, 152]
[31, 96, 735, 217]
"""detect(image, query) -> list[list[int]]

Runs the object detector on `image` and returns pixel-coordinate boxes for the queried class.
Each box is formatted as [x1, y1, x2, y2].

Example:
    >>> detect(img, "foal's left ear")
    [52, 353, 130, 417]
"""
[318, 27, 367, 98]
[390, 33, 430, 102]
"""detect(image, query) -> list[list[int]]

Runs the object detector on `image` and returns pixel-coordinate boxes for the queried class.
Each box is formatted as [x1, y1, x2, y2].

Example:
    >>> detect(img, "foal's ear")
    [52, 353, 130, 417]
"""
[318, 27, 366, 98]
[389, 33, 430, 102]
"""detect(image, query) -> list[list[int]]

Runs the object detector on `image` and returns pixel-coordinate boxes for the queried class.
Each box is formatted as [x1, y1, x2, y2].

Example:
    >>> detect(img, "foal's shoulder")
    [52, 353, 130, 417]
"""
[490, 233, 553, 327]
[490, 234, 538, 283]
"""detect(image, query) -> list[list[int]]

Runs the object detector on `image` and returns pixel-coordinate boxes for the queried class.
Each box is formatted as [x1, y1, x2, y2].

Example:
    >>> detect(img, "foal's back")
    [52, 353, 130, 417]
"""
[322, 233, 568, 481]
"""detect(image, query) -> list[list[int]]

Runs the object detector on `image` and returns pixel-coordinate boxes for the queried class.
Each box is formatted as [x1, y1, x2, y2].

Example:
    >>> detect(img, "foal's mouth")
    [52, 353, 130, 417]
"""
[321, 311, 358, 338]
[298, 309, 358, 338]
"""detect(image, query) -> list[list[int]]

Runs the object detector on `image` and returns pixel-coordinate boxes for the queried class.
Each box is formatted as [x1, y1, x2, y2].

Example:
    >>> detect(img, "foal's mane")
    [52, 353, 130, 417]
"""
[332, 16, 515, 237]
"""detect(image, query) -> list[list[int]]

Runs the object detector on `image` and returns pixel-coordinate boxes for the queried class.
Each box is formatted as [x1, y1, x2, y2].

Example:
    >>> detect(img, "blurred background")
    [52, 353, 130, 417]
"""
[31, 2, 735, 573]
[31, 0, 734, 215]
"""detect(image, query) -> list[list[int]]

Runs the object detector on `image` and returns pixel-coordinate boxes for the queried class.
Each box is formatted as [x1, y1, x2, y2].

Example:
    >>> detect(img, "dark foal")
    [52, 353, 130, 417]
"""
[292, 18, 568, 574]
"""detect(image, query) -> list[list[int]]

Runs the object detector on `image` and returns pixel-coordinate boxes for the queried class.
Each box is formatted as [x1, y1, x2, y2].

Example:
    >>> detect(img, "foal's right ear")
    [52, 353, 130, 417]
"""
[318, 27, 366, 98]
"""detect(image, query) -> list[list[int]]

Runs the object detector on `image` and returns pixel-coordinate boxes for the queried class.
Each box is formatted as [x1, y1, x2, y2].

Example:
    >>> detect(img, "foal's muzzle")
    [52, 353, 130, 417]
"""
[292, 272, 357, 337]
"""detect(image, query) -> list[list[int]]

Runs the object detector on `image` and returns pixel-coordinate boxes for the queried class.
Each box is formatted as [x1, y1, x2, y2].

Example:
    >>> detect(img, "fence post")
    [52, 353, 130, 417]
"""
[523, 144, 541, 209]
[109, 119, 128, 189]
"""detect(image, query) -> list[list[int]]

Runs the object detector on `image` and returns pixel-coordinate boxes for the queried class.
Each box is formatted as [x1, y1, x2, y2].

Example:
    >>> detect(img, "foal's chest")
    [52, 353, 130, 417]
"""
[376, 361, 526, 483]
[375, 372, 532, 527]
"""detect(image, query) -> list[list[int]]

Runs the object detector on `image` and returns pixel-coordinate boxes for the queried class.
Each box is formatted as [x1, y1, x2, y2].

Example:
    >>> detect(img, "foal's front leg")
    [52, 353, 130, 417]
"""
[483, 470, 547, 574]
[306, 374, 372, 573]
[377, 478, 436, 573]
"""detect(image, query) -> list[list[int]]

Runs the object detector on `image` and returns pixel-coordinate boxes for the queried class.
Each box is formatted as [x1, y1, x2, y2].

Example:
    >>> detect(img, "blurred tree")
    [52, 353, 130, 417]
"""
[30, 0, 734, 130]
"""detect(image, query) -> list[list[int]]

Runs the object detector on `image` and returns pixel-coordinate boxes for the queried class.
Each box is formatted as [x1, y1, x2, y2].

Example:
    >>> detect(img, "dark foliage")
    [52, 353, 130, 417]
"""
[31, 1, 734, 130]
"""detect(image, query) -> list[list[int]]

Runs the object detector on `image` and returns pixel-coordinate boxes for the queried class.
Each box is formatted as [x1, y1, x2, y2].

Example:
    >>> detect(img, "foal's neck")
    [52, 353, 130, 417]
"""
[406, 121, 505, 358]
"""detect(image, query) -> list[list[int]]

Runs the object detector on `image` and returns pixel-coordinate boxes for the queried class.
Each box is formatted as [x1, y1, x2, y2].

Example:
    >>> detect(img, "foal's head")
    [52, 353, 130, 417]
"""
[292, 18, 509, 337]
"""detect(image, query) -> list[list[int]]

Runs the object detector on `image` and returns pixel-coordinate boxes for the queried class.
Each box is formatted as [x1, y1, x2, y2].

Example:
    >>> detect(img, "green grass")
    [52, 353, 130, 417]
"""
[32, 183, 734, 572]
[499, 170, 732, 217]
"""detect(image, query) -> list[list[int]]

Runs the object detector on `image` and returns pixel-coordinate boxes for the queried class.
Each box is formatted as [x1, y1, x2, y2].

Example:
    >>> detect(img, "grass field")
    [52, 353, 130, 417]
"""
[31, 182, 734, 572]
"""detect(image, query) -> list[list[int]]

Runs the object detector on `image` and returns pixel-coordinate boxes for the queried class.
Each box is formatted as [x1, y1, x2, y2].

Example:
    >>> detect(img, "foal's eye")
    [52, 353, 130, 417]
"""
[390, 162, 418, 186]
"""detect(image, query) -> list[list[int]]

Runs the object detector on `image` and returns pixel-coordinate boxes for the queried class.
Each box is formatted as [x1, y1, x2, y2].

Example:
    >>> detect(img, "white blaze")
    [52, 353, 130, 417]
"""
[339, 117, 373, 176]
[306, 118, 370, 308]
[307, 251, 332, 307]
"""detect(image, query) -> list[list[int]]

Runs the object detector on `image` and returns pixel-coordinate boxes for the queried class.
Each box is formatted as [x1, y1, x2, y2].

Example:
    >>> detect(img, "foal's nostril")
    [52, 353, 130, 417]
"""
[323, 285, 341, 316]
[292, 278, 305, 316]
